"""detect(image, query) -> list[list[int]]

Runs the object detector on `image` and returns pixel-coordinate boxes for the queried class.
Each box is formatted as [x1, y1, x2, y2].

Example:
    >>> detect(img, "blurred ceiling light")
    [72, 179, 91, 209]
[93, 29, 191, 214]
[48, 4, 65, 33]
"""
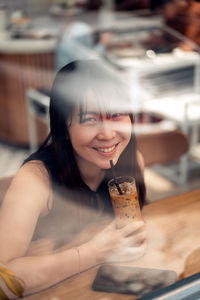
[146, 49, 156, 59]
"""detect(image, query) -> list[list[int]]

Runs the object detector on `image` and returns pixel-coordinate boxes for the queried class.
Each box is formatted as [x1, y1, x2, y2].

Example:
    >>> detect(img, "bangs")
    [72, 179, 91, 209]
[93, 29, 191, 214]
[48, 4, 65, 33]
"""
[78, 80, 132, 123]
[51, 59, 133, 125]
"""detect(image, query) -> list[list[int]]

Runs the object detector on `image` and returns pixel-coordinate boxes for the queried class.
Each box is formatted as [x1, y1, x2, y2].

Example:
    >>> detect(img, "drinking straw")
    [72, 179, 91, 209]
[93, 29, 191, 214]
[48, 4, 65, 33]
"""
[109, 160, 123, 195]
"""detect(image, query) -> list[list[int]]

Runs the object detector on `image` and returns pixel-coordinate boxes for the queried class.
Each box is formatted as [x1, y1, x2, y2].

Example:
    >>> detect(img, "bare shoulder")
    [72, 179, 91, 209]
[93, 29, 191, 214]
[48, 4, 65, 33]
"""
[16, 160, 51, 186]
[137, 150, 145, 174]
[2, 160, 52, 216]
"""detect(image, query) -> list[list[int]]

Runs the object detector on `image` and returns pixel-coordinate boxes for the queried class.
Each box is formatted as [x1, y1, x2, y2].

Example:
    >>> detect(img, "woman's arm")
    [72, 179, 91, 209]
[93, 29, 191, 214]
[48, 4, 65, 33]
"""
[3, 240, 96, 296]
[0, 162, 146, 297]
[0, 162, 98, 296]
[2, 222, 146, 297]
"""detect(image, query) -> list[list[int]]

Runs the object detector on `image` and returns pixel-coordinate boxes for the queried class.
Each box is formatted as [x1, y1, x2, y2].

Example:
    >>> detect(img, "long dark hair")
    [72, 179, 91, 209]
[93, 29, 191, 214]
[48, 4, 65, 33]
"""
[24, 60, 146, 208]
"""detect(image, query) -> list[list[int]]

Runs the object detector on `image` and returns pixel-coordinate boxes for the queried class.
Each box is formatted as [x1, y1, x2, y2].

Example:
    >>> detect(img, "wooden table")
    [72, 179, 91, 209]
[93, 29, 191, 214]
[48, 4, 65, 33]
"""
[24, 188, 200, 300]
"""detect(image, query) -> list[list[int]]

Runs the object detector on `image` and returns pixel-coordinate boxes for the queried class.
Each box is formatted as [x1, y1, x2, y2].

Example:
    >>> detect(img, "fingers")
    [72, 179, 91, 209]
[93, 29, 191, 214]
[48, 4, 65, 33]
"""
[91, 219, 147, 264]
[107, 241, 147, 263]
[125, 231, 147, 247]
[119, 228, 147, 249]
[126, 240, 147, 260]
[120, 221, 145, 237]
[104, 220, 145, 236]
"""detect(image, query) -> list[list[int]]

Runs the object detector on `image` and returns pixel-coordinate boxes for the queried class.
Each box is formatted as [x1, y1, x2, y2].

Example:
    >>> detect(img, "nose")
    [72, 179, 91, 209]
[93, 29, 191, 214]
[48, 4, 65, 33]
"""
[97, 120, 117, 140]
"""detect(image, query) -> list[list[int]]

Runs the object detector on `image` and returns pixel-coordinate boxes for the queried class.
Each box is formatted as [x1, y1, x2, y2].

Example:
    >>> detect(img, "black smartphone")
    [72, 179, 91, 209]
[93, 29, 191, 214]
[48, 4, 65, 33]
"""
[92, 265, 177, 296]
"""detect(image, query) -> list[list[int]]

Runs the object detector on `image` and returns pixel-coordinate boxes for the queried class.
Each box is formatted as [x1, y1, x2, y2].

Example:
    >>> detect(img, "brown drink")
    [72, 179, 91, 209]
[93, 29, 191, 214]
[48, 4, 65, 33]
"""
[108, 176, 142, 228]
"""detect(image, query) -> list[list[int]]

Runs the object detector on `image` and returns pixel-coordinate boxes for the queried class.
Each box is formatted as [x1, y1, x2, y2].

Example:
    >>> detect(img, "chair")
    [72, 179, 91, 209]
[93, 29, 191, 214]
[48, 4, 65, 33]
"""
[26, 89, 50, 152]
[142, 95, 200, 184]
[135, 124, 190, 185]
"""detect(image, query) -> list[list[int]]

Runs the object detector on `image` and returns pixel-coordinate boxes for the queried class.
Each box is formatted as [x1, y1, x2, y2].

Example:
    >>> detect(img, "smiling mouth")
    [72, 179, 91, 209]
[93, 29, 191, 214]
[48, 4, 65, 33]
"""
[93, 143, 119, 153]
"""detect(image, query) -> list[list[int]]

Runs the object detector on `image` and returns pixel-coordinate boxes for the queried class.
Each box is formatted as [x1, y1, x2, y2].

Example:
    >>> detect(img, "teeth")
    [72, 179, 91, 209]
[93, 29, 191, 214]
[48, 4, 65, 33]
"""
[97, 145, 115, 153]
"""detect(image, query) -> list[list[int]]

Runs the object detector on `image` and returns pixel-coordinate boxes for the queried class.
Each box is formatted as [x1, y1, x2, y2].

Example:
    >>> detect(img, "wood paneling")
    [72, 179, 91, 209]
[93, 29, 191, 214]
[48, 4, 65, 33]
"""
[0, 52, 54, 145]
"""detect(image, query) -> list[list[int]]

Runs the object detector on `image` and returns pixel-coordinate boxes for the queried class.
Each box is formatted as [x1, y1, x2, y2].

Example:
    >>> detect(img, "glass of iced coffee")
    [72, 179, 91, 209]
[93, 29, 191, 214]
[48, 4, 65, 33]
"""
[108, 176, 142, 228]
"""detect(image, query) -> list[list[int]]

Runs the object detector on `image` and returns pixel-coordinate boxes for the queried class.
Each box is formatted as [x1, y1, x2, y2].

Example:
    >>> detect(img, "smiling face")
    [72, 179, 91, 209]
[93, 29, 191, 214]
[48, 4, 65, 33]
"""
[68, 99, 132, 174]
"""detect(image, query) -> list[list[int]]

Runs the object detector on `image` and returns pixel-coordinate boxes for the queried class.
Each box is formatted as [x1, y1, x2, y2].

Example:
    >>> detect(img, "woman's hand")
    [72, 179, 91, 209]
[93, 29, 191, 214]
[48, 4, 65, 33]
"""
[89, 220, 147, 264]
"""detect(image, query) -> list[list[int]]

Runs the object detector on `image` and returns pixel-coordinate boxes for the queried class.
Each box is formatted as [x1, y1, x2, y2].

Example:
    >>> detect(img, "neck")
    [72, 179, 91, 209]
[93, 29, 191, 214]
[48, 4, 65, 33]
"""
[76, 156, 105, 191]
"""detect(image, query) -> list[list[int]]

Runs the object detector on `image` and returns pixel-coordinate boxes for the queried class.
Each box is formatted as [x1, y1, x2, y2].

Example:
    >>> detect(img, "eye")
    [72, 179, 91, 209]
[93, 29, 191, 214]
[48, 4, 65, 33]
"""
[111, 113, 123, 120]
[85, 117, 96, 123]
[82, 115, 98, 124]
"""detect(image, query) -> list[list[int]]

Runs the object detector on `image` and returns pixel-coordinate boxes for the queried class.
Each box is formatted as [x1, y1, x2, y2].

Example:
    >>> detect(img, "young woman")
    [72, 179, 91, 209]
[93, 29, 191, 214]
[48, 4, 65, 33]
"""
[0, 59, 146, 297]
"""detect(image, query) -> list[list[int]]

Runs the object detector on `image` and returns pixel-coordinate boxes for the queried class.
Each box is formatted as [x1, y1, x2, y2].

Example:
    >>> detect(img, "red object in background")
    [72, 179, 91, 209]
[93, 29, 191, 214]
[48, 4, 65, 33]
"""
[136, 113, 163, 124]
[164, 0, 192, 36]
[163, 1, 200, 47]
